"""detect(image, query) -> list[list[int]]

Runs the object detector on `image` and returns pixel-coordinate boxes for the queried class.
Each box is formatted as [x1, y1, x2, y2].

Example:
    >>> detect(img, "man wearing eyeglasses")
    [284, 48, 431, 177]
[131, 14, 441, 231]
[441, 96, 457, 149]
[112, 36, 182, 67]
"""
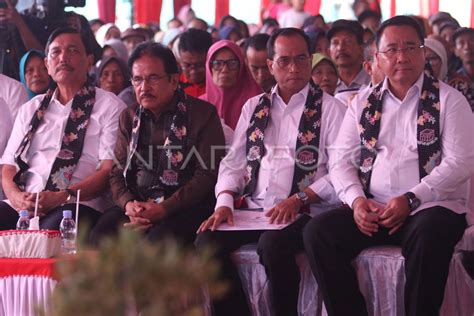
[0, 27, 126, 230]
[304, 16, 474, 316]
[328, 19, 371, 95]
[196, 28, 345, 316]
[178, 28, 212, 98]
[90, 42, 225, 245]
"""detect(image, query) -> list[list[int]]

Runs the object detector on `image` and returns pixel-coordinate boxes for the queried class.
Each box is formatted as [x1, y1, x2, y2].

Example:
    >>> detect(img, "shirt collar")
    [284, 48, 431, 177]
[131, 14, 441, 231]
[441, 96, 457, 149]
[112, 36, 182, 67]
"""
[51, 87, 74, 107]
[270, 82, 310, 105]
[337, 68, 370, 89]
[380, 72, 424, 101]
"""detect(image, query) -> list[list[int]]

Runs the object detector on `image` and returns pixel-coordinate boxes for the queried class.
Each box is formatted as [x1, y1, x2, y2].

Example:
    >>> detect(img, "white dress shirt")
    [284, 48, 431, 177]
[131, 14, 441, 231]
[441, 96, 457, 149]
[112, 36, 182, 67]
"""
[0, 98, 13, 200]
[215, 83, 346, 216]
[0, 74, 28, 120]
[2, 87, 127, 212]
[331, 74, 474, 221]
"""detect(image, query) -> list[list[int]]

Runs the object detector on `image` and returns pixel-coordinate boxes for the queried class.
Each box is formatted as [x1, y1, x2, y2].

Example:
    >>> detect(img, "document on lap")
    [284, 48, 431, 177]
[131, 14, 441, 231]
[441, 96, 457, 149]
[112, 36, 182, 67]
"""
[216, 209, 298, 231]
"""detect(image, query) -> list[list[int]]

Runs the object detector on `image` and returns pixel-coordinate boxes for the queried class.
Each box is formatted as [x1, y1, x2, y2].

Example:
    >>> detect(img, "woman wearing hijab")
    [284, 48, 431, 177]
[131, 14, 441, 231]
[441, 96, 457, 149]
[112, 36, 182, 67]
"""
[102, 39, 129, 62]
[96, 56, 131, 96]
[19, 50, 50, 100]
[311, 53, 338, 95]
[201, 40, 262, 130]
[424, 37, 448, 81]
[95, 23, 121, 47]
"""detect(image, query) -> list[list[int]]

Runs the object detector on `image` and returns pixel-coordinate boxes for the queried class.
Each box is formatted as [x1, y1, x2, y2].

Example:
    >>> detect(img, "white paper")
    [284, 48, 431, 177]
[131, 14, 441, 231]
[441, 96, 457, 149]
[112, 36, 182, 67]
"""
[216, 210, 296, 231]
[28, 217, 40, 230]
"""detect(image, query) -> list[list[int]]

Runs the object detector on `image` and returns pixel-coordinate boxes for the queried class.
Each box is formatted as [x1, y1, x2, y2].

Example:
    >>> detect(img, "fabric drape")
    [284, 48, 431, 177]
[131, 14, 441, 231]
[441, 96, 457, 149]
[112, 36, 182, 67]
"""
[134, 0, 163, 24]
[98, 0, 116, 23]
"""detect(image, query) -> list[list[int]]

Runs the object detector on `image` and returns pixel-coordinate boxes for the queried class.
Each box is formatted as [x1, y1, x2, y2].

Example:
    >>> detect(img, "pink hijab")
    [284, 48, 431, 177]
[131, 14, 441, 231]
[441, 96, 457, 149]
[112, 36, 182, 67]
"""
[201, 40, 262, 130]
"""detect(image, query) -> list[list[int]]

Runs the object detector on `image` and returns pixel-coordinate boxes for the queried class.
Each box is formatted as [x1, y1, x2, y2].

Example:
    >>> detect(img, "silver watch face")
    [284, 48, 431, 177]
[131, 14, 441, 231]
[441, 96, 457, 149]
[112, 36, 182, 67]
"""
[297, 192, 308, 202]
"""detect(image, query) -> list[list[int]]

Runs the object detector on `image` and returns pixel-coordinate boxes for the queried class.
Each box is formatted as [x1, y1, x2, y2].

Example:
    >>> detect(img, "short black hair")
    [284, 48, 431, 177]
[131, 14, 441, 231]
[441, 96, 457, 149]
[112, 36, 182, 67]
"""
[376, 15, 425, 48]
[218, 15, 238, 30]
[357, 10, 381, 24]
[89, 18, 105, 27]
[45, 27, 93, 56]
[262, 18, 279, 28]
[453, 27, 474, 43]
[267, 28, 311, 59]
[128, 42, 179, 75]
[244, 33, 270, 54]
[302, 15, 326, 30]
[178, 28, 212, 54]
[188, 18, 208, 29]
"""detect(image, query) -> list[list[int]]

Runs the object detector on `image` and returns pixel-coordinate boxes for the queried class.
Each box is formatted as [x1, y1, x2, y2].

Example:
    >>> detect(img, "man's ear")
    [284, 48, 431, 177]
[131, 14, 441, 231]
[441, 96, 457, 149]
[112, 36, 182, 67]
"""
[45, 57, 53, 76]
[363, 60, 373, 76]
[267, 59, 275, 76]
[87, 54, 94, 69]
[170, 73, 180, 90]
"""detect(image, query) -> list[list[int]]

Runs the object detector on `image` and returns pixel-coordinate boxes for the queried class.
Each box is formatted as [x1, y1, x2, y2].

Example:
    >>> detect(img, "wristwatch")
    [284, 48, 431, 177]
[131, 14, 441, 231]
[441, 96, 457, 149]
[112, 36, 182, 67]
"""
[404, 192, 420, 212]
[295, 191, 309, 206]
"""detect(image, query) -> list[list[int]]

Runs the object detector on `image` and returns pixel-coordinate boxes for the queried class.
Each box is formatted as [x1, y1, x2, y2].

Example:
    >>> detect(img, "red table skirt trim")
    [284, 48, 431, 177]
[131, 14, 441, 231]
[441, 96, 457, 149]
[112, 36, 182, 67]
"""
[0, 258, 59, 280]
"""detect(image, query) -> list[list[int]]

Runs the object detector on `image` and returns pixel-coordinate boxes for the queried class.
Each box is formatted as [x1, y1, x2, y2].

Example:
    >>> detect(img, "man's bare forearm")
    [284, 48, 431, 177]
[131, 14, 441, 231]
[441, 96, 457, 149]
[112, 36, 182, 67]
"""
[66, 160, 113, 201]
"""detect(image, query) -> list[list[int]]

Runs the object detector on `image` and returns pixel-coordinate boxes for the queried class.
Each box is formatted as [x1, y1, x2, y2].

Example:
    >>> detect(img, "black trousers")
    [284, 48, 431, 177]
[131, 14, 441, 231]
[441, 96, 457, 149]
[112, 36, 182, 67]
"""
[194, 214, 311, 316]
[0, 201, 101, 232]
[303, 206, 467, 316]
[90, 203, 213, 246]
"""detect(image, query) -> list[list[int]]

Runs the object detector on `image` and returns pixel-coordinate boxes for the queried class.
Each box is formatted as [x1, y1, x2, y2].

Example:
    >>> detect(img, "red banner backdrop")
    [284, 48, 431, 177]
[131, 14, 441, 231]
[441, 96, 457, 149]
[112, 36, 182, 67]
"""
[472, 0, 474, 27]
[390, 0, 396, 17]
[97, 0, 116, 23]
[134, 0, 163, 24]
[174, 0, 192, 17]
[215, 0, 230, 27]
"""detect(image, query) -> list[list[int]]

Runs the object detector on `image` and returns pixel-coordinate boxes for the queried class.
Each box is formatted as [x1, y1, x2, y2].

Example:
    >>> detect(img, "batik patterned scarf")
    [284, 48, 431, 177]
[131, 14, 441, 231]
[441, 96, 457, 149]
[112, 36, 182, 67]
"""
[244, 80, 323, 197]
[359, 71, 441, 193]
[124, 89, 188, 189]
[14, 79, 96, 191]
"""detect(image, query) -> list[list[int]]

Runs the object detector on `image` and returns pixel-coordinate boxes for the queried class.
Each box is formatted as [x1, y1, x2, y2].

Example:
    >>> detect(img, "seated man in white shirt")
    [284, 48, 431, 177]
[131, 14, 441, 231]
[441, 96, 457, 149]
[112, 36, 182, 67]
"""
[0, 27, 126, 230]
[0, 98, 13, 200]
[303, 16, 474, 316]
[0, 73, 28, 120]
[195, 28, 346, 316]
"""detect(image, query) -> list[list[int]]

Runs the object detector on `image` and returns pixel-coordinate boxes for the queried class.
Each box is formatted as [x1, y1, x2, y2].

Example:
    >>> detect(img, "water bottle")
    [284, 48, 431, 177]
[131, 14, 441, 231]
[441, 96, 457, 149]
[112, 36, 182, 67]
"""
[16, 210, 30, 230]
[59, 210, 77, 254]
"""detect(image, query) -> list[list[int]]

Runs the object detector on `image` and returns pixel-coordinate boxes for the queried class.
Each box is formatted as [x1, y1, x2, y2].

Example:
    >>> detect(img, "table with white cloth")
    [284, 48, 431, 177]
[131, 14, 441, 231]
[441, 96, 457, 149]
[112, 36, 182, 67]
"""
[0, 257, 58, 316]
[204, 226, 474, 316]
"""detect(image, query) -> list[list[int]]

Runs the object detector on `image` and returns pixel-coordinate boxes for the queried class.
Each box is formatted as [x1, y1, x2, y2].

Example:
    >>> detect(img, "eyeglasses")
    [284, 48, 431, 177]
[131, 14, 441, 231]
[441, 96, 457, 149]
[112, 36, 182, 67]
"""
[181, 62, 205, 70]
[426, 55, 441, 66]
[130, 74, 169, 87]
[273, 54, 310, 69]
[210, 59, 240, 71]
[378, 45, 424, 58]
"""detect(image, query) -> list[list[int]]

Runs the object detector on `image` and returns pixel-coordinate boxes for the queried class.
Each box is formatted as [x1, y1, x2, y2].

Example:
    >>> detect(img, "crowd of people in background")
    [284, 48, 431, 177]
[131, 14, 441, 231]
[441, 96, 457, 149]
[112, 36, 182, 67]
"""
[0, 0, 473, 315]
